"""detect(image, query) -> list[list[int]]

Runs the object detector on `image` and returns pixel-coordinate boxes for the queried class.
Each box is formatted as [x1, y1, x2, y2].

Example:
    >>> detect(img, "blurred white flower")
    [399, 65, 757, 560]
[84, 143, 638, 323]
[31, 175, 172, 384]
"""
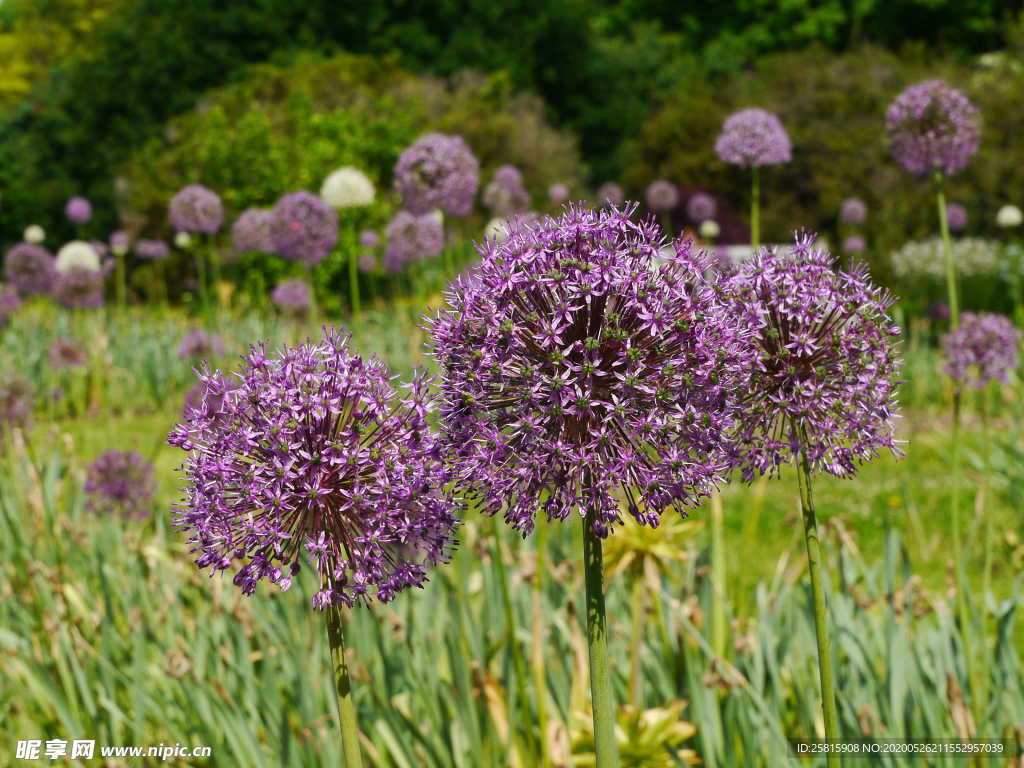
[698, 219, 720, 239]
[174, 231, 193, 249]
[320, 167, 375, 209]
[483, 217, 509, 242]
[23, 225, 45, 244]
[997, 205, 1023, 228]
[55, 241, 101, 273]
[891, 237, 999, 279]
[427, 208, 444, 227]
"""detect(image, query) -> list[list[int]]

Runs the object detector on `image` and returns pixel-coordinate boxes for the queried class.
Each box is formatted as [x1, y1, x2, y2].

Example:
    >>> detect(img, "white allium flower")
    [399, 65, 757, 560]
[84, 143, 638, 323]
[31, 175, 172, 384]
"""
[997, 205, 1023, 229]
[174, 231, 193, 249]
[483, 217, 509, 242]
[320, 167, 376, 209]
[55, 240, 101, 273]
[24, 225, 45, 244]
[698, 219, 720, 239]
[891, 237, 1000, 279]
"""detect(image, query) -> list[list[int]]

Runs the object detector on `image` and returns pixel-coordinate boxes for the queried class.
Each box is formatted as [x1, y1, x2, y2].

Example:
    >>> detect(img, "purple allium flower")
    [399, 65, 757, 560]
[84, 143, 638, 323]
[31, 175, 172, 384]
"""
[394, 133, 480, 217]
[65, 197, 92, 224]
[715, 109, 792, 167]
[134, 239, 170, 261]
[942, 312, 1020, 387]
[178, 329, 225, 360]
[358, 251, 378, 272]
[271, 278, 311, 315]
[231, 208, 275, 254]
[182, 371, 239, 420]
[169, 184, 224, 234]
[426, 204, 754, 537]
[946, 202, 967, 232]
[384, 210, 444, 273]
[48, 337, 87, 369]
[886, 80, 980, 178]
[0, 374, 34, 434]
[686, 193, 717, 223]
[53, 266, 104, 309]
[843, 235, 867, 254]
[483, 164, 531, 216]
[269, 191, 339, 266]
[548, 183, 570, 204]
[596, 183, 624, 207]
[0, 289, 22, 326]
[359, 229, 380, 249]
[110, 231, 131, 255]
[167, 328, 459, 608]
[726, 234, 902, 479]
[840, 197, 868, 224]
[645, 180, 679, 212]
[4, 243, 56, 295]
[927, 302, 951, 322]
[85, 450, 156, 518]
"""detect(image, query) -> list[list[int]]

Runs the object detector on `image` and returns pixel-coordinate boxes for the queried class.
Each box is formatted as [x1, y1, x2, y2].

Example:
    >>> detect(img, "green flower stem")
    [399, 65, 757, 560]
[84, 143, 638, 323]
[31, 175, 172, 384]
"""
[710, 489, 728, 660]
[796, 451, 840, 768]
[195, 247, 210, 320]
[326, 606, 364, 768]
[349, 229, 361, 316]
[532, 515, 551, 768]
[935, 170, 958, 328]
[583, 514, 620, 768]
[306, 266, 320, 329]
[750, 166, 761, 250]
[208, 238, 222, 312]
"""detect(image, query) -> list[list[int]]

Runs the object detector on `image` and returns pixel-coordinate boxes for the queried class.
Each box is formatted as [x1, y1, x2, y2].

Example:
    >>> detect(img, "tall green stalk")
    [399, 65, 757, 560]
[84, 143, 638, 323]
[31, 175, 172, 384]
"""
[326, 606, 364, 768]
[532, 515, 551, 768]
[583, 515, 619, 768]
[935, 171, 958, 326]
[795, 450, 840, 767]
[349, 231, 361, 316]
[195, 247, 211, 320]
[750, 166, 761, 250]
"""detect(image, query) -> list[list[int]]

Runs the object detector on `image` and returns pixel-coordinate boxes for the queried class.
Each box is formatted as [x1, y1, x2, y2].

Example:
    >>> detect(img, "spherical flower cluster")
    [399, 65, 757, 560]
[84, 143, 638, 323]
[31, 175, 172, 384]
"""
[997, 204, 1022, 228]
[885, 80, 980, 177]
[231, 208, 274, 254]
[24, 225, 45, 244]
[548, 183, 570, 204]
[167, 328, 460, 608]
[56, 241, 101, 273]
[715, 109, 792, 167]
[843, 235, 867, 254]
[134, 239, 170, 261]
[359, 229, 380, 248]
[0, 289, 21, 326]
[4, 243, 55, 295]
[53, 267, 104, 309]
[269, 191, 338, 266]
[699, 220, 721, 240]
[174, 231, 192, 249]
[110, 231, 131, 256]
[384, 210, 444, 273]
[271, 278, 310, 315]
[85, 450, 156, 518]
[645, 180, 679, 212]
[596, 183, 624, 207]
[178, 329, 225, 360]
[169, 184, 224, 234]
[927, 301, 951, 322]
[394, 133, 480, 217]
[427, 204, 755, 537]
[0, 374, 34, 434]
[890, 237, 999, 279]
[65, 197, 92, 224]
[48, 337, 87, 369]
[942, 312, 1020, 387]
[726, 234, 901, 479]
[945, 203, 967, 232]
[686, 193, 717, 223]
[483, 164, 531, 216]
[840, 197, 868, 224]
[320, 166, 376, 209]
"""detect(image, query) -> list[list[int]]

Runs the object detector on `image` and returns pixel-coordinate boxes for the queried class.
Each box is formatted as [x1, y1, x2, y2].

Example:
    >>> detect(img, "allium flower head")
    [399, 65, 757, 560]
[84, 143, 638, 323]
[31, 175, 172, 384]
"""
[270, 191, 339, 266]
[110, 231, 131, 256]
[686, 193, 716, 223]
[169, 184, 224, 234]
[384, 210, 444, 273]
[548, 183, 570, 204]
[65, 197, 92, 224]
[943, 312, 1020, 387]
[0, 289, 21, 326]
[945, 203, 967, 232]
[24, 225, 45, 244]
[134, 239, 170, 261]
[727, 234, 902, 479]
[645, 180, 679, 212]
[53, 266, 104, 308]
[394, 133, 480, 217]
[715, 109, 792, 167]
[843, 235, 866, 254]
[483, 164, 531, 216]
[699, 220, 721, 240]
[359, 229, 380, 249]
[4, 243, 55, 295]
[48, 337, 87, 369]
[927, 302, 951, 322]
[320, 166, 376, 209]
[886, 80, 980, 177]
[85, 450, 156, 518]
[427, 204, 755, 537]
[271, 278, 310, 315]
[178, 329, 225, 360]
[167, 328, 459, 608]
[231, 208, 274, 254]
[596, 183, 624, 207]
[0, 374, 34, 434]
[997, 205, 1022, 228]
[174, 231, 193, 249]
[840, 197, 867, 224]
[56, 241, 101, 273]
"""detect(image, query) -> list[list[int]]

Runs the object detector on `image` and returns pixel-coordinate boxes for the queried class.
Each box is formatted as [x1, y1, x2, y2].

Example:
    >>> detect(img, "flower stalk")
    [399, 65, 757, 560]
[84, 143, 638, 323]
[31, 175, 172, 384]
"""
[750, 166, 761, 250]
[327, 606, 364, 768]
[583, 515, 619, 768]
